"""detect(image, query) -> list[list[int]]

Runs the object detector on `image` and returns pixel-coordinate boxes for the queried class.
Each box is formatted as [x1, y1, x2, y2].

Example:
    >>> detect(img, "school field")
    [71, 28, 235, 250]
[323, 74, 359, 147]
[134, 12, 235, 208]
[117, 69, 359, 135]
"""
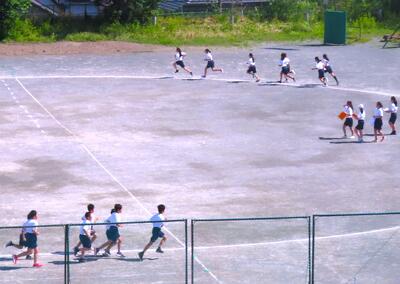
[0, 40, 399, 284]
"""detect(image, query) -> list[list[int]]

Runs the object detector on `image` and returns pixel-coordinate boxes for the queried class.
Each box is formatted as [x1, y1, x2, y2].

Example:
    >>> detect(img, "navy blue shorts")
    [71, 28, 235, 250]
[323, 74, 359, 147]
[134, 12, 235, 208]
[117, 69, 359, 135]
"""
[25, 233, 37, 249]
[79, 234, 92, 249]
[355, 120, 364, 130]
[344, 117, 353, 127]
[176, 60, 185, 68]
[281, 66, 290, 74]
[106, 226, 120, 243]
[318, 69, 325, 79]
[374, 118, 383, 130]
[324, 66, 333, 74]
[389, 113, 397, 124]
[206, 60, 215, 69]
[247, 66, 256, 74]
[150, 227, 165, 242]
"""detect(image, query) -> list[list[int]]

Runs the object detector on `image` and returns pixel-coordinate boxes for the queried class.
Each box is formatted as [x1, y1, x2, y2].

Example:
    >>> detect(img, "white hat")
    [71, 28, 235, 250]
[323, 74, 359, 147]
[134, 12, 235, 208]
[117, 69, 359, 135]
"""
[358, 104, 364, 108]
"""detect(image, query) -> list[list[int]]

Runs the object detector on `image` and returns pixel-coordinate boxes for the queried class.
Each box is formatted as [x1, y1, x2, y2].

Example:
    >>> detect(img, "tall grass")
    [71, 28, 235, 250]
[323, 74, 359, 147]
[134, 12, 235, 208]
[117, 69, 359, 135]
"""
[3, 15, 394, 45]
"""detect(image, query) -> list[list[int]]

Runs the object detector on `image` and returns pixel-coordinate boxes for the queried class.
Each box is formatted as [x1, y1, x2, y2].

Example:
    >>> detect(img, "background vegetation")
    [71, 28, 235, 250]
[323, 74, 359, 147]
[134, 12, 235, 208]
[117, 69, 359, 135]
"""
[1, 0, 399, 44]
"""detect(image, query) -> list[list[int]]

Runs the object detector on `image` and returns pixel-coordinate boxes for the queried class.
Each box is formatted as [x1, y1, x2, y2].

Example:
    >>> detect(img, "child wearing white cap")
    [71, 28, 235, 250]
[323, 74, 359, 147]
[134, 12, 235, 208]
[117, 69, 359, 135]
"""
[354, 104, 366, 142]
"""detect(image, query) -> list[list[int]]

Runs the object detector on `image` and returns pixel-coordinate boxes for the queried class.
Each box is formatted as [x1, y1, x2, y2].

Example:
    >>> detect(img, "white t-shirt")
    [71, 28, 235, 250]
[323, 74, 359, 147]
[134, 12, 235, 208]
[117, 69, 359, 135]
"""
[205, 52, 213, 61]
[280, 57, 290, 67]
[106, 212, 121, 229]
[248, 58, 255, 66]
[175, 52, 185, 61]
[374, 108, 383, 117]
[23, 219, 38, 234]
[357, 110, 366, 120]
[322, 58, 330, 67]
[150, 213, 165, 228]
[80, 219, 92, 235]
[316, 61, 325, 70]
[390, 103, 398, 113]
[344, 106, 353, 117]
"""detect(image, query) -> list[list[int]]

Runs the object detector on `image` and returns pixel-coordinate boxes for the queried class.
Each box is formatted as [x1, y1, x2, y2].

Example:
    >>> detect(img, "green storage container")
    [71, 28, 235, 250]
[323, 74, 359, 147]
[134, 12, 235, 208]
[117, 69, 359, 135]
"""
[324, 11, 346, 44]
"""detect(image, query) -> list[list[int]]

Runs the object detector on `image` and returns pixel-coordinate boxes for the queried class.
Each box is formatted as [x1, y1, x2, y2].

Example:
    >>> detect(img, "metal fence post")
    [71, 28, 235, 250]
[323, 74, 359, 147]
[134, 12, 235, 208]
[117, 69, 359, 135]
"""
[185, 219, 188, 284]
[308, 216, 312, 284]
[66, 224, 70, 284]
[191, 219, 195, 284]
[311, 215, 316, 284]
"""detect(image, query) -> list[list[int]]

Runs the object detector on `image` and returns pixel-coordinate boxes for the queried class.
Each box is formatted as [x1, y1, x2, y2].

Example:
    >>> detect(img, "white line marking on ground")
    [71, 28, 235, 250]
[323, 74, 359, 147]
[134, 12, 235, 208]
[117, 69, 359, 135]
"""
[15, 78, 221, 283]
[2, 75, 396, 98]
[328, 86, 398, 97]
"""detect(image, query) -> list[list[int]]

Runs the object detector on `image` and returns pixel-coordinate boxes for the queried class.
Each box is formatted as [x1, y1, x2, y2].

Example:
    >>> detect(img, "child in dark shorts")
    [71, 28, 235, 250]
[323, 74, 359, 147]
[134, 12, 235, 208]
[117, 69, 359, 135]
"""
[353, 104, 366, 142]
[342, 101, 355, 139]
[95, 204, 125, 257]
[77, 212, 93, 262]
[138, 204, 167, 261]
[11, 210, 43, 267]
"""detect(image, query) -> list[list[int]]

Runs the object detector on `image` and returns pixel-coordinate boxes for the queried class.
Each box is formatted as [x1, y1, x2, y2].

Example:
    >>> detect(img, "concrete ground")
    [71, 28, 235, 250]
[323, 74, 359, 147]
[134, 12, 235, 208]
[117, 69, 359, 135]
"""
[0, 40, 399, 283]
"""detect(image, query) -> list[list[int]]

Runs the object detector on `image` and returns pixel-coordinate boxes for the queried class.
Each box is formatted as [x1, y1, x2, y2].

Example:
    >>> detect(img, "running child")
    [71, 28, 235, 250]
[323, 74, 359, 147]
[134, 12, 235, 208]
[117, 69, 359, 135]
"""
[322, 54, 339, 85]
[373, 101, 385, 142]
[94, 204, 125, 257]
[202, 49, 223, 78]
[342, 101, 355, 138]
[74, 203, 98, 256]
[312, 57, 327, 86]
[77, 212, 93, 262]
[11, 210, 43, 267]
[138, 204, 167, 261]
[278, 53, 295, 83]
[353, 104, 366, 142]
[173, 47, 193, 76]
[246, 53, 260, 82]
[385, 96, 398, 135]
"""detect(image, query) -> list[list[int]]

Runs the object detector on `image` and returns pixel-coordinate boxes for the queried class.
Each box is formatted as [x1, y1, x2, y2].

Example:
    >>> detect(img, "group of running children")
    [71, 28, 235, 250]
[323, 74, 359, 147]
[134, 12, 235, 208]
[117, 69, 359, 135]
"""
[341, 96, 398, 143]
[173, 47, 339, 85]
[5, 204, 167, 267]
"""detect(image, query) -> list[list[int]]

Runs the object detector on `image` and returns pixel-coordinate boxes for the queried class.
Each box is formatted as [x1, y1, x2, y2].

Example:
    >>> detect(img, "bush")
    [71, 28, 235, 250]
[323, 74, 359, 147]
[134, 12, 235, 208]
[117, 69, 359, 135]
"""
[5, 18, 52, 42]
[99, 0, 160, 24]
[0, 0, 31, 40]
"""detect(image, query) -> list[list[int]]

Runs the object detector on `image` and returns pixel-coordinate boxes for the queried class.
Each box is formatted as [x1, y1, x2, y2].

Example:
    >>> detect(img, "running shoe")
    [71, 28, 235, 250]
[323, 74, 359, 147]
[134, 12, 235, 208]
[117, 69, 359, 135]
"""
[350, 135, 355, 139]
[190, 72, 193, 76]
[73, 247, 79, 256]
[5, 241, 13, 248]
[12, 255, 18, 264]
[175, 70, 179, 73]
[156, 247, 164, 253]
[94, 248, 100, 256]
[103, 249, 111, 257]
[33, 263, 43, 268]
[117, 251, 126, 258]
[390, 131, 396, 135]
[26, 255, 32, 260]
[138, 251, 144, 261]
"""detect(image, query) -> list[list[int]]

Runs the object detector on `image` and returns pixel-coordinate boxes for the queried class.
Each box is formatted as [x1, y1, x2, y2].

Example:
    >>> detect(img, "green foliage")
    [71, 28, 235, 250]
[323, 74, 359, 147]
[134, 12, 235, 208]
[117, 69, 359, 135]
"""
[5, 18, 53, 42]
[0, 0, 31, 40]
[99, 0, 160, 24]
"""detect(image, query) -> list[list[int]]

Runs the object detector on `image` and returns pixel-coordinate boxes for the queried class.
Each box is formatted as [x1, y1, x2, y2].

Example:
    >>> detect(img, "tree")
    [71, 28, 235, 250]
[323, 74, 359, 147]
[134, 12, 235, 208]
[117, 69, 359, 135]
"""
[98, 0, 160, 24]
[0, 0, 31, 40]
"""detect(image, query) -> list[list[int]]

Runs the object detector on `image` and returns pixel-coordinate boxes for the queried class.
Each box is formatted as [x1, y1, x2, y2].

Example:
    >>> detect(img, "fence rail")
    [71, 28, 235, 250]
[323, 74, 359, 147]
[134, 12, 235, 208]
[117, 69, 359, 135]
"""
[2, 212, 400, 283]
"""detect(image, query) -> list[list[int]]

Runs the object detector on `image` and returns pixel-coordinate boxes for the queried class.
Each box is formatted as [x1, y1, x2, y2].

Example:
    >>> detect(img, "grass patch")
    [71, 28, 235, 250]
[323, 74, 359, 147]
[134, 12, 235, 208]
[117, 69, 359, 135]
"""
[2, 15, 395, 46]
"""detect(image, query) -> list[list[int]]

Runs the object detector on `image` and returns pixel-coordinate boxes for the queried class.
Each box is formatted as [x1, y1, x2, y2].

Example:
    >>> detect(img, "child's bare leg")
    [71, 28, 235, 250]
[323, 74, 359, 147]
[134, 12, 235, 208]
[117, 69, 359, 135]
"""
[343, 125, 347, 137]
[34, 248, 39, 264]
[203, 67, 208, 77]
[158, 236, 167, 248]
[142, 241, 154, 254]
[212, 67, 222, 72]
